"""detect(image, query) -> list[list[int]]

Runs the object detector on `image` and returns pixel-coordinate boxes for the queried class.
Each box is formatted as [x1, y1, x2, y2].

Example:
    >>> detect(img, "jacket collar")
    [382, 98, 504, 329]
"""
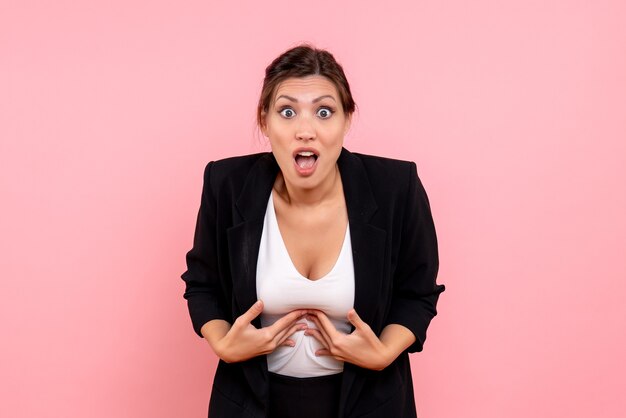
[235, 146, 378, 223]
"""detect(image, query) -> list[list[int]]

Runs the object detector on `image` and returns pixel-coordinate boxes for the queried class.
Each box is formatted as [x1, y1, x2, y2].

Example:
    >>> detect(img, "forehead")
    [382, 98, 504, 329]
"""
[273, 75, 339, 101]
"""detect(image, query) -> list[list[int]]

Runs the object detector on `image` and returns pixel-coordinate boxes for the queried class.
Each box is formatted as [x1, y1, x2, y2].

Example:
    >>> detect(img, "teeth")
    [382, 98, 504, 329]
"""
[297, 151, 315, 157]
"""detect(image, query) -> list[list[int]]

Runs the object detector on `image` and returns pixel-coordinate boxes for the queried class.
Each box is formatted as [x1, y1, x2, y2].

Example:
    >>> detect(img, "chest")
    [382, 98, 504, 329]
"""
[272, 192, 349, 281]
[256, 191, 355, 319]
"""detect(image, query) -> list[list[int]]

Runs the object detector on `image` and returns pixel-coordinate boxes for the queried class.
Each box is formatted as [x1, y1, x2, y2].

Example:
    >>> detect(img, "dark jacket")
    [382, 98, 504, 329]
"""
[181, 147, 445, 417]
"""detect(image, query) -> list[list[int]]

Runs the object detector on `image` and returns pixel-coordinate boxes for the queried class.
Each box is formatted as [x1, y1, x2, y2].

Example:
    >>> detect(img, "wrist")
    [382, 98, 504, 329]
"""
[379, 324, 415, 366]
[378, 342, 394, 370]
[365, 341, 393, 371]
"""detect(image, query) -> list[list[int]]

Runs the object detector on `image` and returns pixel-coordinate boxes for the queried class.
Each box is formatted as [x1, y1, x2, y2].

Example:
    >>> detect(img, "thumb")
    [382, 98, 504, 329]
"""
[241, 300, 264, 323]
[347, 309, 366, 329]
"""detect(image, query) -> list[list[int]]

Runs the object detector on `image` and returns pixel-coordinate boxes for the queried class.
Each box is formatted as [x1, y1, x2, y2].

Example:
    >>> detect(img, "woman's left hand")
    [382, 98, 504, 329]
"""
[304, 309, 392, 371]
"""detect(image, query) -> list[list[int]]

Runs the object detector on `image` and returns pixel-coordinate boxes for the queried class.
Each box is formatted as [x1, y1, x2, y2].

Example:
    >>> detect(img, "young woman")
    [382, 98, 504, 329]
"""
[181, 44, 445, 418]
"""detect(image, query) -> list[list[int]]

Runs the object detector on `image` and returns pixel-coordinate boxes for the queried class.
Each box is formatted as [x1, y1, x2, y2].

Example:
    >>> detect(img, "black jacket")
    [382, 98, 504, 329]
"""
[181, 147, 445, 417]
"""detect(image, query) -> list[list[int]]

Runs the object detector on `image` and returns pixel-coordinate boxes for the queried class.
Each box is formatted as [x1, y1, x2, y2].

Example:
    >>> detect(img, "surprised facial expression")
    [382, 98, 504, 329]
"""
[260, 75, 352, 190]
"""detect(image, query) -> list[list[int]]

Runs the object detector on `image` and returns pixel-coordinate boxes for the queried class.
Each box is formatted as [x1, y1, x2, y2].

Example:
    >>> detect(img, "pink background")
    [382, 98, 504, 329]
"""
[2, 1, 625, 417]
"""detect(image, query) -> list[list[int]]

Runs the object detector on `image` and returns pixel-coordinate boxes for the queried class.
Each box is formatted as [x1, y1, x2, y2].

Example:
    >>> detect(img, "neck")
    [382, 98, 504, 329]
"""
[274, 164, 342, 207]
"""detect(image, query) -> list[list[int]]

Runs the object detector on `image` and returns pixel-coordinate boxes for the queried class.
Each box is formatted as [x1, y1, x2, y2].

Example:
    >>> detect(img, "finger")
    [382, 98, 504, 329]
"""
[275, 322, 306, 346]
[268, 309, 307, 334]
[237, 300, 264, 325]
[281, 339, 295, 347]
[314, 348, 346, 361]
[309, 311, 340, 339]
[303, 328, 329, 349]
[306, 316, 333, 349]
[347, 309, 368, 330]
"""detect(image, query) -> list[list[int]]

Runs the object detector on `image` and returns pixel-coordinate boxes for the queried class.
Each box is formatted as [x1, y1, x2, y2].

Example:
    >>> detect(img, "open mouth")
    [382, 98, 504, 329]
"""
[293, 150, 319, 170]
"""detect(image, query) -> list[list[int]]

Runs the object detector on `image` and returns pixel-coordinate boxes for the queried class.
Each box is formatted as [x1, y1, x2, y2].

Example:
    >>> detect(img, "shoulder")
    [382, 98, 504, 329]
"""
[351, 151, 414, 170]
[202, 151, 271, 190]
[206, 151, 269, 175]
[348, 150, 417, 189]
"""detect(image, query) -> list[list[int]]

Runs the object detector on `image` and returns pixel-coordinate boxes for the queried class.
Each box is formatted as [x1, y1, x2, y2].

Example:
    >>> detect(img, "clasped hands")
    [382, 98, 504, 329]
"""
[204, 300, 394, 371]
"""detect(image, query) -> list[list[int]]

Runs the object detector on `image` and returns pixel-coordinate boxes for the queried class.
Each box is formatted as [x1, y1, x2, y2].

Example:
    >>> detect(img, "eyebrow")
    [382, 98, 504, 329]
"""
[275, 94, 337, 103]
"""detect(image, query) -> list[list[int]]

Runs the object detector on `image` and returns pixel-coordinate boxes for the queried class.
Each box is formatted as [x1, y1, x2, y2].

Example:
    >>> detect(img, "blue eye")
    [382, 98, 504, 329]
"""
[316, 107, 334, 119]
[279, 108, 296, 118]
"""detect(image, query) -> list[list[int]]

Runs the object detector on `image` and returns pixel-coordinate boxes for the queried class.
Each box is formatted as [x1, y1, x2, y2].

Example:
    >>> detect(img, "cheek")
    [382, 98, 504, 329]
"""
[268, 126, 294, 144]
[323, 128, 346, 146]
[269, 139, 293, 163]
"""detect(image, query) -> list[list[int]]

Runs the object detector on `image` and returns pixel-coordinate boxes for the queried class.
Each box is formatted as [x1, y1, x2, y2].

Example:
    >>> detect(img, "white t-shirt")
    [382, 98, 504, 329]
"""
[256, 190, 355, 377]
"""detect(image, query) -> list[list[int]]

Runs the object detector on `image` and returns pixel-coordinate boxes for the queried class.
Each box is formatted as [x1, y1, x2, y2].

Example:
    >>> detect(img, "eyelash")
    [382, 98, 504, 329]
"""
[278, 106, 335, 119]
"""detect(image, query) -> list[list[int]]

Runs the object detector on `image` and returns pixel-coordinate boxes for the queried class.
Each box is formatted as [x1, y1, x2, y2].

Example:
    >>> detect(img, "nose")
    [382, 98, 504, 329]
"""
[295, 115, 316, 141]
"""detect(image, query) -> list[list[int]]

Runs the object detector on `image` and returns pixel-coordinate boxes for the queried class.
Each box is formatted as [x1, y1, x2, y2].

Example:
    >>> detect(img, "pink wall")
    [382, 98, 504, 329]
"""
[2, 1, 625, 417]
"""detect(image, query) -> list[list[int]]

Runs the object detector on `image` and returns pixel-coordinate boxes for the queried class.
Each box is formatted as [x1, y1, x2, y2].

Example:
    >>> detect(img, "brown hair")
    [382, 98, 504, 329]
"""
[257, 44, 356, 129]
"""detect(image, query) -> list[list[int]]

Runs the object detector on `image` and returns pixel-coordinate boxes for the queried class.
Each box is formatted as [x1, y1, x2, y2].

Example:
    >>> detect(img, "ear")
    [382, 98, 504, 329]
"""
[259, 110, 269, 137]
[343, 113, 352, 136]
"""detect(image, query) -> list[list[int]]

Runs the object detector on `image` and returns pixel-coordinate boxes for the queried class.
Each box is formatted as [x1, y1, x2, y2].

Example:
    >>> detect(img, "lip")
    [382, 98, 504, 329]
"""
[292, 147, 320, 177]
[292, 147, 320, 159]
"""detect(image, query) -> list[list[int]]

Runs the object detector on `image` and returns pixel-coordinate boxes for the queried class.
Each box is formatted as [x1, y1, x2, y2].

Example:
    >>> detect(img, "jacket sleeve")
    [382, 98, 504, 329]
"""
[181, 161, 229, 338]
[386, 161, 445, 353]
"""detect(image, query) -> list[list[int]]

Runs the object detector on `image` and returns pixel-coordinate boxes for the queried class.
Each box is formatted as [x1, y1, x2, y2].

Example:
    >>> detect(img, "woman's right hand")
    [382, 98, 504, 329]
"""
[200, 300, 307, 363]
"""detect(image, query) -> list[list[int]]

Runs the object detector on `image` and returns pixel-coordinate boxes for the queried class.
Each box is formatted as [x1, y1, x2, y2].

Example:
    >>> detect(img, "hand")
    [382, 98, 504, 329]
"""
[206, 301, 307, 363]
[304, 309, 392, 371]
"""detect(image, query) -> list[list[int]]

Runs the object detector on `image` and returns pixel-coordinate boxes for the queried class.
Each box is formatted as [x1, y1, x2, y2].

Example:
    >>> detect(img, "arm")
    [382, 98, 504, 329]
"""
[201, 301, 308, 363]
[305, 162, 445, 369]
[386, 161, 445, 353]
[181, 162, 229, 338]
[181, 163, 308, 361]
[306, 310, 416, 371]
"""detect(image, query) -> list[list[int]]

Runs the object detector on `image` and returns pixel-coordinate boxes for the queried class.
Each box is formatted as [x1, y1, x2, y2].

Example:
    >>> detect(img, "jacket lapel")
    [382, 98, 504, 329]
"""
[336, 147, 387, 326]
[227, 153, 278, 323]
[335, 148, 387, 416]
[225, 153, 279, 405]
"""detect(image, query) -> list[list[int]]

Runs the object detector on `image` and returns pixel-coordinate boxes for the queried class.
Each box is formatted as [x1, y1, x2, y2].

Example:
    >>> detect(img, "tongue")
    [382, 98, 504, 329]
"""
[295, 155, 316, 169]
